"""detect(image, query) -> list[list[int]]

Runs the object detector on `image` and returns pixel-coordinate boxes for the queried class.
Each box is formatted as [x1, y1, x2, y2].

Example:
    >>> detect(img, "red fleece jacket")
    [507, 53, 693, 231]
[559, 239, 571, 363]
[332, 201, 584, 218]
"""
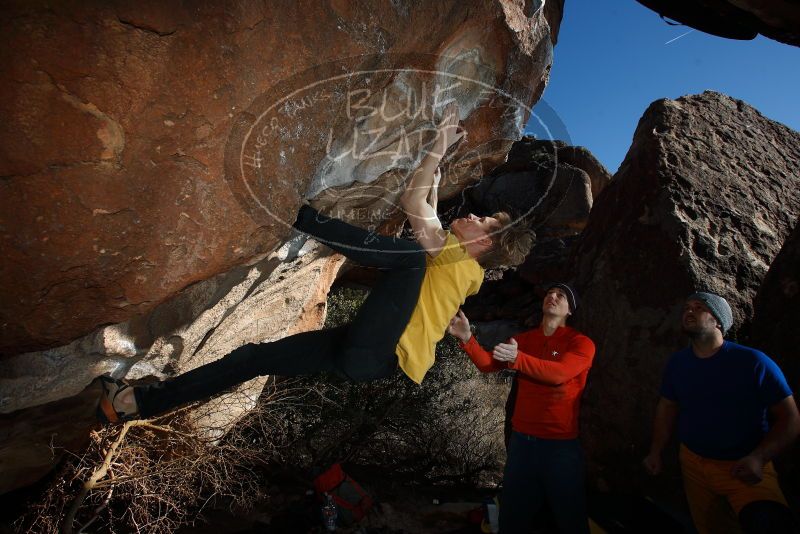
[460, 325, 595, 439]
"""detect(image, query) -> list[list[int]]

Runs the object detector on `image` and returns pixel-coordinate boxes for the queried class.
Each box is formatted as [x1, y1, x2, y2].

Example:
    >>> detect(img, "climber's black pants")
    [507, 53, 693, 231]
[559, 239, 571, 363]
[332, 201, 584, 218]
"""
[135, 206, 426, 418]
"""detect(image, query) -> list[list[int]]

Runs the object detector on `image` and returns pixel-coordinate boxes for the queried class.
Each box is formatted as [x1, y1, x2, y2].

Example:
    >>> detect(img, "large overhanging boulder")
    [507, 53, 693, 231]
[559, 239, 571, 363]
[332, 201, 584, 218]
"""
[636, 0, 800, 47]
[569, 91, 800, 492]
[0, 1, 564, 494]
[0, 0, 563, 357]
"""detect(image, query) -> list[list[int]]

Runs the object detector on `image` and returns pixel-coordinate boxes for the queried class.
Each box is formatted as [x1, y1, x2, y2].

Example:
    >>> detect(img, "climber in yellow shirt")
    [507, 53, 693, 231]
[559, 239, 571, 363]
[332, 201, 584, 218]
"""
[98, 103, 533, 422]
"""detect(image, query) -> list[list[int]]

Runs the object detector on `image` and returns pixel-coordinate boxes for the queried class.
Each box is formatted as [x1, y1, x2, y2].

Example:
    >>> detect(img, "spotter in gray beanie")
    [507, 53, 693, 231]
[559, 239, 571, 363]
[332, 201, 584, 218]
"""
[687, 291, 733, 335]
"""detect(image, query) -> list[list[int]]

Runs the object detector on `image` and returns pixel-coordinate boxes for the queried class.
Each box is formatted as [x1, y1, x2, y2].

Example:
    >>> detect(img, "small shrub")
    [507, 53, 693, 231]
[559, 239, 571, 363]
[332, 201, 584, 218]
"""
[14, 380, 313, 534]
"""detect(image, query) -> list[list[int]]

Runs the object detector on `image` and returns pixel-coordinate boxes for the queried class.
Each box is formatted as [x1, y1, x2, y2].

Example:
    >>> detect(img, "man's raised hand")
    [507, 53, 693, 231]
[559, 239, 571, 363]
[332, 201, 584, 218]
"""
[436, 102, 465, 153]
[493, 338, 518, 363]
[448, 309, 472, 343]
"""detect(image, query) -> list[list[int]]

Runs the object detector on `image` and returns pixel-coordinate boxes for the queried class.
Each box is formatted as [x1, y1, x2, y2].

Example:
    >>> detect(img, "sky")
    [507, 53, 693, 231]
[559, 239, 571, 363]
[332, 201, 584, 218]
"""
[525, 0, 800, 174]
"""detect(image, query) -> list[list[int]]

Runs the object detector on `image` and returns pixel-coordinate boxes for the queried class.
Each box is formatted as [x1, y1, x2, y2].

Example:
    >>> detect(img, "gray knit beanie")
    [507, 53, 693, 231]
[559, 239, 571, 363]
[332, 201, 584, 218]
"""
[687, 292, 733, 335]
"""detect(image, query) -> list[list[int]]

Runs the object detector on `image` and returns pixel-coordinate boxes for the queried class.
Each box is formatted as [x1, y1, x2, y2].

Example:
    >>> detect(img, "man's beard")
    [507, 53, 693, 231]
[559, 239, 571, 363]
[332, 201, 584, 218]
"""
[683, 325, 715, 341]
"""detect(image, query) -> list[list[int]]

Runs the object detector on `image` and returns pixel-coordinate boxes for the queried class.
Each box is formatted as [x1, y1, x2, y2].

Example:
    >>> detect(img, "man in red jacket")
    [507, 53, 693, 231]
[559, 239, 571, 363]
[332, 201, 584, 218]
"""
[449, 283, 595, 534]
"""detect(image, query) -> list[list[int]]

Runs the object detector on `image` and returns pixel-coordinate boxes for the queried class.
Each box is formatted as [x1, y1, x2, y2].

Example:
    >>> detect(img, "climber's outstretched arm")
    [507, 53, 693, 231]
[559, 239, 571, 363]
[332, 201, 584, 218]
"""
[400, 102, 464, 257]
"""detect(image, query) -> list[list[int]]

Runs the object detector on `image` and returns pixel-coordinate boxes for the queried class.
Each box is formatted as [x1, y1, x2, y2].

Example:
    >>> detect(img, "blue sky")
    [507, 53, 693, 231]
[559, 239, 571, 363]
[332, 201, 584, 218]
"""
[525, 0, 800, 173]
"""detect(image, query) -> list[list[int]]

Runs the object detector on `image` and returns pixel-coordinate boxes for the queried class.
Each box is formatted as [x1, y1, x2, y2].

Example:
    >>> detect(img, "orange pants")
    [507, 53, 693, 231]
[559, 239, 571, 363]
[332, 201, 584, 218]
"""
[679, 444, 788, 534]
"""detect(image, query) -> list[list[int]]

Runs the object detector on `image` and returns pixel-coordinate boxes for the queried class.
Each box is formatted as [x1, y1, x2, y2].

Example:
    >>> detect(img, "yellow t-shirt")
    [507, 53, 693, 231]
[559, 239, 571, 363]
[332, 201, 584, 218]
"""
[396, 232, 484, 384]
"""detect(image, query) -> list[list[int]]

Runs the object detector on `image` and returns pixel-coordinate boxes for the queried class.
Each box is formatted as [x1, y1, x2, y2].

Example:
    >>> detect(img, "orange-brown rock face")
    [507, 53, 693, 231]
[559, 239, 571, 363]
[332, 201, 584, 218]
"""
[0, 0, 562, 357]
[0, 0, 564, 493]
